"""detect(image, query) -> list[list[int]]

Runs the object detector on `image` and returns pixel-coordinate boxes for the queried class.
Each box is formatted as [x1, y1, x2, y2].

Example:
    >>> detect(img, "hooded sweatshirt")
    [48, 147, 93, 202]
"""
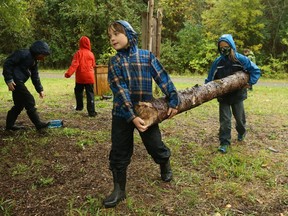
[108, 20, 179, 122]
[2, 40, 51, 93]
[65, 36, 96, 84]
[205, 34, 261, 104]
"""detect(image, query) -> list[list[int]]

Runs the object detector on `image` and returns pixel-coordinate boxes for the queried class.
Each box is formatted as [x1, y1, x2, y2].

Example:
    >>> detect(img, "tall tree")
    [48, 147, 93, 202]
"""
[28, 0, 147, 67]
[159, 0, 206, 42]
[261, 0, 288, 57]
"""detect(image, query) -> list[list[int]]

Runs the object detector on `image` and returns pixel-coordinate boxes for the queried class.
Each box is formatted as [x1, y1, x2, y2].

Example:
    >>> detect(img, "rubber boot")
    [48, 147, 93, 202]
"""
[160, 159, 173, 182]
[103, 170, 126, 208]
[27, 110, 50, 130]
[5, 109, 24, 131]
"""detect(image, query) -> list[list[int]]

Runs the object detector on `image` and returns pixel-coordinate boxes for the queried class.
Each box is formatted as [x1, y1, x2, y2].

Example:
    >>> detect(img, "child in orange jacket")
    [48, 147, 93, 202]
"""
[65, 36, 97, 117]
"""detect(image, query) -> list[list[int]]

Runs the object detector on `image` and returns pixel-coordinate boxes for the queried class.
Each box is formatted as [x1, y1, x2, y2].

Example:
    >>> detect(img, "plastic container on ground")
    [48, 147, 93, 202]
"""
[48, 120, 63, 128]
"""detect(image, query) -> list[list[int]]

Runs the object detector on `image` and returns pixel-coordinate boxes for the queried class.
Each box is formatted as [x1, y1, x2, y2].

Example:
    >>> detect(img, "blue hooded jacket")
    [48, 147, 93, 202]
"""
[3, 41, 51, 93]
[108, 20, 179, 122]
[205, 34, 261, 104]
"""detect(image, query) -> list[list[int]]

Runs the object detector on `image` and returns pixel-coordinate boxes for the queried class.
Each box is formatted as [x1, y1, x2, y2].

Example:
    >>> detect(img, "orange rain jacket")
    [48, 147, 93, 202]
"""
[65, 36, 96, 84]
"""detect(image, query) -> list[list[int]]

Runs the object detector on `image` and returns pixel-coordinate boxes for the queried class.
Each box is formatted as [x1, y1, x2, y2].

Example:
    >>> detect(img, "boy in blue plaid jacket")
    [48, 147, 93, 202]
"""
[103, 20, 179, 208]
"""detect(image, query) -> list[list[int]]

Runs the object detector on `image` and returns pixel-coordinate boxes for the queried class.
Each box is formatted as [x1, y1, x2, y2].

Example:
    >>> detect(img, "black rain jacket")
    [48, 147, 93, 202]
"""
[2, 41, 50, 93]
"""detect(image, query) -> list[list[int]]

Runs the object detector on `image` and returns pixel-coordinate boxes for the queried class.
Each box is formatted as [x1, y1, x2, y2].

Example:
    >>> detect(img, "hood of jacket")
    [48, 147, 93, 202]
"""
[29, 40, 51, 57]
[116, 20, 138, 54]
[79, 36, 91, 50]
[217, 34, 237, 55]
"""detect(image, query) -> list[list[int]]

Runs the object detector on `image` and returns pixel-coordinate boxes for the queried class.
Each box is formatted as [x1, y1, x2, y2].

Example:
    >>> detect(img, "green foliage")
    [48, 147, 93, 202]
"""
[210, 152, 268, 181]
[161, 22, 217, 74]
[202, 0, 265, 49]
[1, 0, 288, 75]
[160, 40, 183, 74]
[260, 55, 288, 78]
[11, 163, 29, 176]
[97, 47, 116, 65]
[67, 196, 106, 216]
[0, 198, 15, 216]
[0, 0, 33, 54]
[30, 0, 99, 68]
[178, 22, 216, 74]
[37, 177, 54, 187]
[160, 0, 206, 41]
[261, 0, 288, 57]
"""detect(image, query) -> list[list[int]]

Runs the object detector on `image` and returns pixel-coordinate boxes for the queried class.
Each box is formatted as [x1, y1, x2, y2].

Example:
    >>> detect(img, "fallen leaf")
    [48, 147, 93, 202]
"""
[225, 204, 232, 208]
[267, 147, 279, 153]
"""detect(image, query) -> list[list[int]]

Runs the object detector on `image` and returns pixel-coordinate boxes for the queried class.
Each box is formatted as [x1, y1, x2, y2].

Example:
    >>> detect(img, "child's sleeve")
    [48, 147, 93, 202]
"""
[239, 54, 261, 85]
[205, 57, 221, 84]
[30, 64, 43, 93]
[108, 59, 136, 122]
[150, 53, 179, 109]
[2, 52, 19, 83]
[65, 52, 79, 77]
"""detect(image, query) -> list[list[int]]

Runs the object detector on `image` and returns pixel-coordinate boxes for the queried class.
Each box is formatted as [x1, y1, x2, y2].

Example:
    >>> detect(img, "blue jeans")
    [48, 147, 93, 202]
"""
[219, 101, 246, 145]
[109, 116, 171, 172]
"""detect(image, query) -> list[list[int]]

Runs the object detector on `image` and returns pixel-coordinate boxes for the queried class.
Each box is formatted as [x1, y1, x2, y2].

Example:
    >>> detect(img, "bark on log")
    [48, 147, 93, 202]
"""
[135, 71, 249, 127]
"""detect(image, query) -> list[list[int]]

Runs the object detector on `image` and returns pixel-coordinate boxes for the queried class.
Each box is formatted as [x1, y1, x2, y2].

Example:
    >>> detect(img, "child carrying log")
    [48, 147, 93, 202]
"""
[103, 20, 179, 208]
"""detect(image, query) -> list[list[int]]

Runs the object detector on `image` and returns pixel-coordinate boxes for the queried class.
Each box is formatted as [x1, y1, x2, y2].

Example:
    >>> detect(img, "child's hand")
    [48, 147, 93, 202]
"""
[7, 81, 16, 91]
[64, 73, 70, 78]
[167, 107, 178, 119]
[39, 91, 45, 98]
[133, 117, 148, 132]
[244, 83, 252, 89]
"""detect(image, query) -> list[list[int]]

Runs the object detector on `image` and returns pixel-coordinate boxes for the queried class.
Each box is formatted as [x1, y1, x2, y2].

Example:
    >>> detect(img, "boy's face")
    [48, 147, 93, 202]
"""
[108, 27, 128, 51]
[36, 54, 47, 61]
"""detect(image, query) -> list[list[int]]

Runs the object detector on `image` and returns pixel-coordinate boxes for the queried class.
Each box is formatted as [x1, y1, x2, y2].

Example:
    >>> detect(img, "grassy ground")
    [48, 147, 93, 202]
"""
[0, 71, 287, 216]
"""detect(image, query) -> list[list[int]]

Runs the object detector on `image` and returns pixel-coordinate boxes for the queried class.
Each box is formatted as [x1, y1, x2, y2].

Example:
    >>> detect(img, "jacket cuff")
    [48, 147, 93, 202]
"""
[5, 79, 14, 84]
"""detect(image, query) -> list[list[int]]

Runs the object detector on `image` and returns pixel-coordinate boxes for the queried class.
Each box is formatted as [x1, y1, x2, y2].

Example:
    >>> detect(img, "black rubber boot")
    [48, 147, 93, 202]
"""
[103, 170, 126, 208]
[27, 110, 50, 130]
[5, 109, 24, 131]
[160, 159, 173, 182]
[5, 125, 25, 131]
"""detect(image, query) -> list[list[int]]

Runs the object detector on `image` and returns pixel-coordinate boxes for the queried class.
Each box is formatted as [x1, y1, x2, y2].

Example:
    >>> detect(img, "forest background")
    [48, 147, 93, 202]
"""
[0, 0, 288, 78]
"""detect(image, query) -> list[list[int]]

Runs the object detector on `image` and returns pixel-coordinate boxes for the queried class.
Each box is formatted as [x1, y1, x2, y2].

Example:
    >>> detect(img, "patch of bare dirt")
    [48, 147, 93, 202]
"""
[0, 87, 287, 215]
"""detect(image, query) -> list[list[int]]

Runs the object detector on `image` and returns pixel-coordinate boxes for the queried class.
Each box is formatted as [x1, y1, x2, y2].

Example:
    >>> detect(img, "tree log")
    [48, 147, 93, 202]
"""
[135, 71, 249, 127]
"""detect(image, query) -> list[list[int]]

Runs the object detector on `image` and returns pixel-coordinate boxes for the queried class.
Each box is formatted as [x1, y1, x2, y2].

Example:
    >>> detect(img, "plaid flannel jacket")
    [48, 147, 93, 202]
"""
[108, 48, 179, 122]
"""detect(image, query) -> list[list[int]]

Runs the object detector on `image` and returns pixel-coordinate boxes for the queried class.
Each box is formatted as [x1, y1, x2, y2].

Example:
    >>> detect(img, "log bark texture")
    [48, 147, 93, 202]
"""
[135, 71, 249, 127]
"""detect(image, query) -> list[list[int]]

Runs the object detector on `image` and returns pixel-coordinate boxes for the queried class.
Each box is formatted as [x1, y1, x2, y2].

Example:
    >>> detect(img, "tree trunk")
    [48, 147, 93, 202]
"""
[135, 71, 249, 127]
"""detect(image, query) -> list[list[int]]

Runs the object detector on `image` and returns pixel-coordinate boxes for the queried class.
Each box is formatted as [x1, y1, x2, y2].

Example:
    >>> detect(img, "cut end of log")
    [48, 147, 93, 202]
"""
[135, 102, 159, 126]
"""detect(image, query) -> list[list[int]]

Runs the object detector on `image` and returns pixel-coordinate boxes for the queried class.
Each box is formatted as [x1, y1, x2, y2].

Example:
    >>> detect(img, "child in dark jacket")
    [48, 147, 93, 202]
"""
[205, 34, 261, 153]
[2, 41, 51, 130]
[103, 20, 179, 208]
[65, 36, 97, 117]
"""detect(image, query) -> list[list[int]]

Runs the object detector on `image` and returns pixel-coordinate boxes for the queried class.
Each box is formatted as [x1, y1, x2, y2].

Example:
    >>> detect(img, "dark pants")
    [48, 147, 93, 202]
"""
[6, 83, 37, 127]
[219, 101, 246, 145]
[74, 83, 95, 115]
[109, 116, 171, 171]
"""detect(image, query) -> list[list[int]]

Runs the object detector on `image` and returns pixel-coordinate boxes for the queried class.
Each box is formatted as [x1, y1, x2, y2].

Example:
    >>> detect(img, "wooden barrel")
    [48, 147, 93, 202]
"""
[94, 65, 110, 96]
